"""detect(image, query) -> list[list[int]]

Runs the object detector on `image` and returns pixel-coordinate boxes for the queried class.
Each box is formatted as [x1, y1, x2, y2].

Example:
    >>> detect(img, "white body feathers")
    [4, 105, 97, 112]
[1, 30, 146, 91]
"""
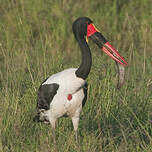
[41, 68, 86, 130]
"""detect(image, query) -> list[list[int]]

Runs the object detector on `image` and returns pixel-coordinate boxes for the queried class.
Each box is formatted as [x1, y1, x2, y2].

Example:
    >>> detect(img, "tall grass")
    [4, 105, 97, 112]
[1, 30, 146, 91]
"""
[0, 0, 152, 151]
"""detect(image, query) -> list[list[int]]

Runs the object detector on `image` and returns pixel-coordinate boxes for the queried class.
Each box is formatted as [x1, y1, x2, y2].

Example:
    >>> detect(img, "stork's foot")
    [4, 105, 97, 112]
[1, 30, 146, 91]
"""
[49, 119, 58, 152]
[74, 130, 81, 151]
[52, 128, 56, 144]
[75, 131, 79, 144]
[50, 128, 59, 152]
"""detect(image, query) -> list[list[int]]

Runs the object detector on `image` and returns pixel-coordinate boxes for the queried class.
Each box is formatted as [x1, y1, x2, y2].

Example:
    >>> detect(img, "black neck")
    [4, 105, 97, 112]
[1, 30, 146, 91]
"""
[75, 37, 92, 80]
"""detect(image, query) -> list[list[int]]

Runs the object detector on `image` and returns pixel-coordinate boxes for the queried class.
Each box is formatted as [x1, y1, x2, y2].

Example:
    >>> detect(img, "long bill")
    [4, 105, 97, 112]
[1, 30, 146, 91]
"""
[87, 24, 128, 66]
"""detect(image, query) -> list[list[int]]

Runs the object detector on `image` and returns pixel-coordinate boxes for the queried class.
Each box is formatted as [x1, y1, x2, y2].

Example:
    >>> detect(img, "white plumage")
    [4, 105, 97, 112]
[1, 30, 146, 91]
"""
[41, 68, 86, 130]
[43, 68, 85, 94]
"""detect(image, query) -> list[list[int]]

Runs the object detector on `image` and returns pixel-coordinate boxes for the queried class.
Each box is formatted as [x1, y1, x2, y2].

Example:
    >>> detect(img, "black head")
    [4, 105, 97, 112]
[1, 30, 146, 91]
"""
[72, 17, 93, 40]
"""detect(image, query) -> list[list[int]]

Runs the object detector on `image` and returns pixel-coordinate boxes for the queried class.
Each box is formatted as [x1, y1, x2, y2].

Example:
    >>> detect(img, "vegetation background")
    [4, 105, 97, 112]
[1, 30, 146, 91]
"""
[0, 0, 152, 151]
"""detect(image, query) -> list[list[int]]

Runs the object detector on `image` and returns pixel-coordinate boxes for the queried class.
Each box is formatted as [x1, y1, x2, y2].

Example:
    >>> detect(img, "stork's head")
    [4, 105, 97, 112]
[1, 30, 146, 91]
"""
[72, 17, 93, 40]
[73, 17, 128, 88]
[73, 17, 128, 67]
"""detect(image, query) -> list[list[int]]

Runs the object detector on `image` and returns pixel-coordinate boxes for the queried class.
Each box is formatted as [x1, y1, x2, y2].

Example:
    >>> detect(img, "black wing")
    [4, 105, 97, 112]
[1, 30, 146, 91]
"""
[37, 83, 59, 110]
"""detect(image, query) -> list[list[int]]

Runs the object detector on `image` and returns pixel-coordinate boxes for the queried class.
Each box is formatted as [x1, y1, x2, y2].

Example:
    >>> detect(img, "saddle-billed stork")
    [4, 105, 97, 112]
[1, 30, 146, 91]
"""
[34, 17, 128, 140]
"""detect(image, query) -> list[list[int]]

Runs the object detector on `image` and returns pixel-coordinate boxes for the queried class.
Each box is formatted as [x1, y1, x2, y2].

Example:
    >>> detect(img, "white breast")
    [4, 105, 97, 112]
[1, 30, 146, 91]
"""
[49, 88, 85, 118]
[42, 68, 86, 118]
[42, 68, 86, 94]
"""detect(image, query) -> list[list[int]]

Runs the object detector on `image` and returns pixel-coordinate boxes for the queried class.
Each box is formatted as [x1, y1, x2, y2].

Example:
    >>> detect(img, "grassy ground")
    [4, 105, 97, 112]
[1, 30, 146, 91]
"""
[0, 0, 152, 151]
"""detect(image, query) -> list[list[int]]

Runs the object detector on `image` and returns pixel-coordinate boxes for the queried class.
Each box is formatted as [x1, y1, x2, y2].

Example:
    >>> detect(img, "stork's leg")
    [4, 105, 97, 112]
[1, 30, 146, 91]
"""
[49, 118, 58, 149]
[72, 117, 80, 143]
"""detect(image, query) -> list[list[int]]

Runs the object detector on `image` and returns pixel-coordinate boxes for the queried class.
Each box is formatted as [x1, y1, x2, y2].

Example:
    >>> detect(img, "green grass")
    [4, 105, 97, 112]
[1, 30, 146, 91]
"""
[0, 0, 152, 151]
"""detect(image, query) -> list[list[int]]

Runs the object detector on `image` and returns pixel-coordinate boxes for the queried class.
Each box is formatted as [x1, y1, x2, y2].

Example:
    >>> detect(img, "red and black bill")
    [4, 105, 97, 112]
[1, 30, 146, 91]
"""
[87, 24, 128, 66]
